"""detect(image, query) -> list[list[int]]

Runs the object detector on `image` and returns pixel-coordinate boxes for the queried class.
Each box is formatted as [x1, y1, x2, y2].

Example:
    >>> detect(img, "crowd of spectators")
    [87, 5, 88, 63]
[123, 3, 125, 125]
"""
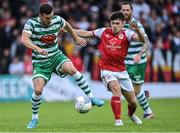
[0, 0, 179, 82]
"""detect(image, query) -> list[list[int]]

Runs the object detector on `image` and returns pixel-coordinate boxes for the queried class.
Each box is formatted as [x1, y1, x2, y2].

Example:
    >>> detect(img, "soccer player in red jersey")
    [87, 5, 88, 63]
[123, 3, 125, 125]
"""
[75, 11, 145, 126]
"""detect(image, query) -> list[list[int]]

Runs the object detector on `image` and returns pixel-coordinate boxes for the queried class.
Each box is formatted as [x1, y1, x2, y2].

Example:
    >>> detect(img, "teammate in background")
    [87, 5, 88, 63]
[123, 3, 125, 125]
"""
[21, 3, 104, 129]
[121, 2, 154, 119]
[75, 11, 144, 126]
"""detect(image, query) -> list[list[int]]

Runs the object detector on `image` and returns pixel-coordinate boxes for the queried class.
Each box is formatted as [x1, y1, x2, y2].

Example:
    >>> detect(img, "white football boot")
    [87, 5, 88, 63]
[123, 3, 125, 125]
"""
[115, 119, 123, 126]
[129, 114, 142, 124]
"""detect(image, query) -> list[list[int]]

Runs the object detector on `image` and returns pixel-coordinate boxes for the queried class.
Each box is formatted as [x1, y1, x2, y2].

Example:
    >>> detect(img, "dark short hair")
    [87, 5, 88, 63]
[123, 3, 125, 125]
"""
[39, 3, 53, 14]
[121, 1, 133, 10]
[109, 11, 125, 21]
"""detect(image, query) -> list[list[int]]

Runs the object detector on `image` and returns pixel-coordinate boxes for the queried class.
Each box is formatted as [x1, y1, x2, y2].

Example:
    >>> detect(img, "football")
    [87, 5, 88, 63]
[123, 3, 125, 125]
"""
[75, 96, 92, 114]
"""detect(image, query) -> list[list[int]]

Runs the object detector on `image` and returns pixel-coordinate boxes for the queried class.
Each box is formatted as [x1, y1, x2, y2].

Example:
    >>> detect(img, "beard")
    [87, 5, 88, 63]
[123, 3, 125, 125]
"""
[124, 13, 131, 20]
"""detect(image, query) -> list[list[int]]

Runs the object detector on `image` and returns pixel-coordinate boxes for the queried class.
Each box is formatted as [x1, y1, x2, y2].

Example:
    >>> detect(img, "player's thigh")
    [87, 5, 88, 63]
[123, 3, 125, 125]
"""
[122, 90, 137, 106]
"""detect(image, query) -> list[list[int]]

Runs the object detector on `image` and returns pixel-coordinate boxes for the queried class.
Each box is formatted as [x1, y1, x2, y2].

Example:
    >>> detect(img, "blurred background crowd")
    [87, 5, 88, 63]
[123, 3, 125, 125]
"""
[0, 0, 179, 82]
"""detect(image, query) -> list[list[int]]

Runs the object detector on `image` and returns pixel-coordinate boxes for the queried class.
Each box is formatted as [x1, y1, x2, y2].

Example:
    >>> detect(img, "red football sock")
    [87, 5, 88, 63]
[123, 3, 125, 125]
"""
[111, 96, 121, 120]
[128, 104, 136, 116]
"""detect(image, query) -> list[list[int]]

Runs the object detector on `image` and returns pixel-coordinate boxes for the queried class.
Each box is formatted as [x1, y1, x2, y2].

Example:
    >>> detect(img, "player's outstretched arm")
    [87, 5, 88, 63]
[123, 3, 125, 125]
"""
[74, 29, 94, 38]
[64, 21, 87, 47]
[21, 32, 48, 55]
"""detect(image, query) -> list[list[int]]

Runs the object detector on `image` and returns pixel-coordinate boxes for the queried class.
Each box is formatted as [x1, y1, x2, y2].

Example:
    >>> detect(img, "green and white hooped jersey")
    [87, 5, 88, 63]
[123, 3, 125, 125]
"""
[124, 18, 147, 65]
[23, 15, 65, 64]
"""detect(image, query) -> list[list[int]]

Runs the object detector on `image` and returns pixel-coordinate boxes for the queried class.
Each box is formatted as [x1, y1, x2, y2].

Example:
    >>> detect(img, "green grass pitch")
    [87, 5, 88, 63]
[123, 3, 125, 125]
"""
[0, 98, 180, 132]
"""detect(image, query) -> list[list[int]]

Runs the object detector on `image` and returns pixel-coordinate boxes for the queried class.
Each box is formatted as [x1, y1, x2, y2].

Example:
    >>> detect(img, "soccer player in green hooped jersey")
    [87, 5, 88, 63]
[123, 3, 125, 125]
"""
[21, 3, 104, 129]
[121, 2, 154, 119]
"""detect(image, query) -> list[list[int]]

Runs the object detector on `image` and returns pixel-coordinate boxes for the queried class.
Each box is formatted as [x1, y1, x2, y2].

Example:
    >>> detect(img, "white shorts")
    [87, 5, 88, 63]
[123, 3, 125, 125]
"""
[100, 69, 134, 92]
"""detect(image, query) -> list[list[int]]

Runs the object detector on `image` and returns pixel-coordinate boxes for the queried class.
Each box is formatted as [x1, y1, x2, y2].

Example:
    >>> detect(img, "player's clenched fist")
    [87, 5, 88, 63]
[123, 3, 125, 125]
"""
[37, 48, 48, 55]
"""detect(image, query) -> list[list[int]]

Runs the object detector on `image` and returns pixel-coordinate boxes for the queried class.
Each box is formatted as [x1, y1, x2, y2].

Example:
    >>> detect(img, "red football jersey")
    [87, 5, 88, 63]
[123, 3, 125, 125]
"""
[93, 28, 135, 71]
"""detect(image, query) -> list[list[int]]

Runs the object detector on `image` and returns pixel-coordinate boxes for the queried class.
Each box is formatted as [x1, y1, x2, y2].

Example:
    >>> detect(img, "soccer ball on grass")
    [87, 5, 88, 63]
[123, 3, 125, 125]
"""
[75, 96, 92, 114]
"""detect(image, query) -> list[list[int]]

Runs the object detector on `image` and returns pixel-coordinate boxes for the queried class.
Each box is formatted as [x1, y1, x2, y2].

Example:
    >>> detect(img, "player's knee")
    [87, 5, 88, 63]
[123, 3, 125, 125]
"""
[128, 98, 137, 107]
[68, 68, 77, 75]
[133, 85, 141, 95]
[134, 88, 141, 95]
[62, 62, 77, 75]
[135, 90, 139, 95]
[34, 89, 42, 95]
[109, 82, 121, 95]
[67, 65, 77, 75]
[34, 85, 43, 95]
[127, 93, 137, 107]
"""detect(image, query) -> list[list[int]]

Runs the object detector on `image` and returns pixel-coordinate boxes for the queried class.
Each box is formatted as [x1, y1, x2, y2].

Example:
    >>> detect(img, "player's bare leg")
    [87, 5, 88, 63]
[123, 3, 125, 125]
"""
[134, 84, 154, 119]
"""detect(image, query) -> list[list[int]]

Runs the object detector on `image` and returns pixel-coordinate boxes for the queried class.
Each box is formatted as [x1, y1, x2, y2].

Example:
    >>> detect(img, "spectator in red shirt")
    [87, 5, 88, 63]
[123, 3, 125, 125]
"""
[68, 47, 85, 73]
